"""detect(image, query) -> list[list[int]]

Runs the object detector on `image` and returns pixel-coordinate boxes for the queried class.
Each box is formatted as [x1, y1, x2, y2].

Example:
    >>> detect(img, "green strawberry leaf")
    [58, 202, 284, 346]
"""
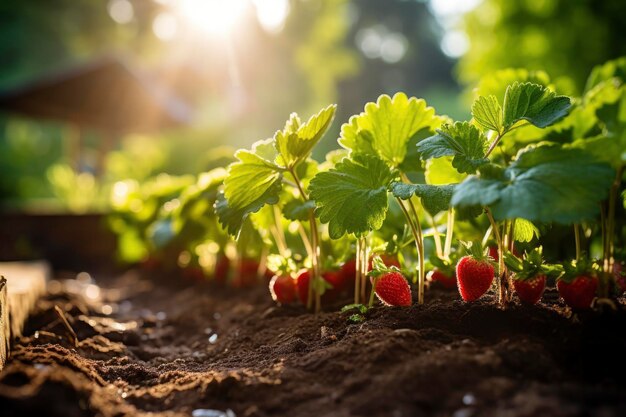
[282, 199, 316, 221]
[424, 156, 467, 185]
[274, 104, 336, 168]
[502, 82, 571, 129]
[390, 182, 455, 216]
[338, 93, 442, 167]
[585, 56, 626, 92]
[472, 95, 503, 133]
[451, 145, 615, 224]
[417, 121, 489, 174]
[513, 218, 540, 243]
[219, 140, 284, 235]
[309, 154, 395, 239]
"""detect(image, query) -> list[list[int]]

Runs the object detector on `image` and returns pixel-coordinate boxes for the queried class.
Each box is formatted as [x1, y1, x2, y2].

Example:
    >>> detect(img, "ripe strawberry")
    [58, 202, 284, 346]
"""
[456, 242, 495, 302]
[322, 270, 344, 301]
[214, 254, 230, 285]
[269, 274, 297, 304]
[296, 269, 311, 304]
[513, 275, 546, 305]
[233, 258, 260, 287]
[558, 258, 598, 310]
[339, 258, 357, 285]
[182, 266, 206, 282]
[557, 275, 598, 310]
[504, 247, 548, 305]
[374, 271, 412, 306]
[428, 268, 457, 290]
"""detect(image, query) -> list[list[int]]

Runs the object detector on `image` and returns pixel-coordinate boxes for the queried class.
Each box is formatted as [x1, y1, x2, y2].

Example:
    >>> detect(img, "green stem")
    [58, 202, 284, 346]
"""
[485, 131, 504, 158]
[606, 166, 624, 274]
[396, 197, 424, 304]
[368, 278, 377, 308]
[574, 223, 581, 262]
[355, 238, 362, 305]
[406, 200, 425, 305]
[429, 213, 443, 258]
[444, 208, 455, 259]
[360, 236, 369, 304]
[485, 208, 505, 305]
[289, 167, 322, 313]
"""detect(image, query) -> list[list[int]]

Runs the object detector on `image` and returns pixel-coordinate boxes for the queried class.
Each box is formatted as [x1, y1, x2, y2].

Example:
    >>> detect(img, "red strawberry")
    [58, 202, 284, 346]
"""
[513, 275, 546, 305]
[427, 268, 457, 290]
[340, 258, 357, 285]
[504, 248, 548, 305]
[182, 266, 206, 282]
[234, 258, 260, 287]
[214, 254, 230, 285]
[456, 243, 494, 302]
[557, 275, 598, 310]
[322, 270, 344, 301]
[296, 270, 311, 304]
[373, 271, 412, 306]
[269, 274, 297, 304]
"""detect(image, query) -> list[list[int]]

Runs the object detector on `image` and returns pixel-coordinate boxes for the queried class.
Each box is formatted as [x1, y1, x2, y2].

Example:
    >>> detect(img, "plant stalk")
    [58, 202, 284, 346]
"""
[289, 167, 322, 313]
[485, 208, 506, 305]
[396, 197, 424, 304]
[574, 223, 581, 262]
[429, 213, 443, 258]
[444, 208, 455, 259]
[355, 237, 362, 305]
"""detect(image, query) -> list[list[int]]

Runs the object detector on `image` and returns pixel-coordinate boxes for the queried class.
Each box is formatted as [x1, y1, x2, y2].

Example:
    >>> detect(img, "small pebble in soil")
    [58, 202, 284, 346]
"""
[156, 311, 167, 321]
[452, 408, 475, 417]
[213, 312, 222, 320]
[191, 409, 236, 417]
[462, 393, 476, 406]
[204, 328, 213, 335]
[208, 334, 219, 344]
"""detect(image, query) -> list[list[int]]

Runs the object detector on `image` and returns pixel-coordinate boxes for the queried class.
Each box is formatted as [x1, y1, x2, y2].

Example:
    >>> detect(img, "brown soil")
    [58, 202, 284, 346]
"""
[1, 271, 626, 417]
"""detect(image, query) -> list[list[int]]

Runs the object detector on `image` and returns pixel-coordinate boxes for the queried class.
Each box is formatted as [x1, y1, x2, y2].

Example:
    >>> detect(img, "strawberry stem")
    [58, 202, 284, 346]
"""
[355, 238, 362, 305]
[444, 208, 455, 259]
[485, 207, 506, 305]
[360, 236, 369, 304]
[395, 197, 425, 304]
[574, 223, 581, 262]
[288, 167, 322, 313]
[429, 213, 443, 258]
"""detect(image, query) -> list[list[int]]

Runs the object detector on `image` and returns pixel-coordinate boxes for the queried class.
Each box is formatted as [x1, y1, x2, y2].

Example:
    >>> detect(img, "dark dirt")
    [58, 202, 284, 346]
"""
[1, 270, 626, 417]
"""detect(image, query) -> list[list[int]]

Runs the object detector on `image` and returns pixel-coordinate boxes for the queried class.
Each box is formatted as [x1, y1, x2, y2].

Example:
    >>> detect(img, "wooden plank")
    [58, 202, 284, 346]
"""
[0, 277, 7, 370]
[1, 261, 49, 339]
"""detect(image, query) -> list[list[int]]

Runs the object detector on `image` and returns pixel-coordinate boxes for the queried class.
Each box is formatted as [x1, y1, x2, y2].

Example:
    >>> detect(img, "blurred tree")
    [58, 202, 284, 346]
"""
[460, 0, 626, 93]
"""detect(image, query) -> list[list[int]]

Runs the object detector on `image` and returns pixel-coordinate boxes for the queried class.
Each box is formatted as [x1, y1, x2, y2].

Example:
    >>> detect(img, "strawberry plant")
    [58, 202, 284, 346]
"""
[415, 82, 615, 305]
[310, 93, 444, 305]
[504, 247, 560, 305]
[217, 105, 337, 312]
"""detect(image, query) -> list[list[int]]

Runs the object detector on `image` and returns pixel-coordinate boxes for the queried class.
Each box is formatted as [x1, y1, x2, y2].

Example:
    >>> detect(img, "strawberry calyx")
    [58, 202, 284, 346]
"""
[504, 247, 547, 281]
[429, 254, 457, 277]
[367, 255, 402, 280]
[460, 241, 495, 266]
[559, 256, 600, 284]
